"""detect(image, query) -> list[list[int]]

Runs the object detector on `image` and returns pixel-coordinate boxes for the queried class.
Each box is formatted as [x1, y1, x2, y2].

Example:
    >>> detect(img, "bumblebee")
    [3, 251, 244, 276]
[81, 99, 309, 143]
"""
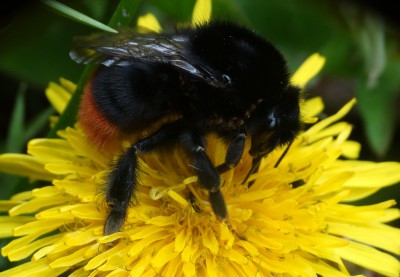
[70, 21, 302, 235]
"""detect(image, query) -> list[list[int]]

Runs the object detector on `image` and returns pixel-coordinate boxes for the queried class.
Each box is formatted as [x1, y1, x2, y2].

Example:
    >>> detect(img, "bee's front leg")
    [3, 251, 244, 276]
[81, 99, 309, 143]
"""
[216, 131, 247, 174]
[179, 130, 228, 220]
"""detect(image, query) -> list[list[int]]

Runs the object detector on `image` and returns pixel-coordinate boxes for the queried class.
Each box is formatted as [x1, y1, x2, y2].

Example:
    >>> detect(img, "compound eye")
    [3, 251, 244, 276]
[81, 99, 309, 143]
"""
[268, 112, 278, 129]
[222, 74, 232, 85]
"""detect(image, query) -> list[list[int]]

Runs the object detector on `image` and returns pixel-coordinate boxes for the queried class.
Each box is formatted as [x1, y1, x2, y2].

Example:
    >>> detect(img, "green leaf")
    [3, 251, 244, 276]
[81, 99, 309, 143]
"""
[107, 0, 143, 28]
[5, 84, 55, 153]
[354, 14, 386, 89]
[356, 60, 400, 158]
[1, 84, 49, 204]
[23, 107, 55, 142]
[5, 83, 27, 153]
[47, 67, 92, 138]
[0, 4, 90, 88]
[42, 0, 117, 33]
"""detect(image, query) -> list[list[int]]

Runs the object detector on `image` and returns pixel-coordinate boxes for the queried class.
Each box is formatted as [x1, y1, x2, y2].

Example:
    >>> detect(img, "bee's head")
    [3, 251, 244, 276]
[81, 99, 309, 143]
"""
[247, 85, 302, 159]
[190, 21, 302, 158]
[190, 21, 288, 93]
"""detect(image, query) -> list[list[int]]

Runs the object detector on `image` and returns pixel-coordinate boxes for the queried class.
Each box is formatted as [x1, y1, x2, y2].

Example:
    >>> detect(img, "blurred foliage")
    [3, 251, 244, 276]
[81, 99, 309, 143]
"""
[0, 0, 399, 270]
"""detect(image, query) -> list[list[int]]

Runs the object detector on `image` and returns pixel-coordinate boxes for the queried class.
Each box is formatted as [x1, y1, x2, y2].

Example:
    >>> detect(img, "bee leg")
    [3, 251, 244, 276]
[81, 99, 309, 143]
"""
[188, 188, 227, 220]
[209, 189, 227, 220]
[211, 132, 246, 220]
[216, 132, 247, 174]
[105, 145, 138, 235]
[188, 191, 202, 213]
[104, 121, 182, 235]
[179, 131, 228, 220]
[180, 131, 220, 192]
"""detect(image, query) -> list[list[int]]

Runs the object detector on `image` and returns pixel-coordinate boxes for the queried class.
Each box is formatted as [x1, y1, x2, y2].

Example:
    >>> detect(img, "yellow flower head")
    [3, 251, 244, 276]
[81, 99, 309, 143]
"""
[1, 1, 400, 276]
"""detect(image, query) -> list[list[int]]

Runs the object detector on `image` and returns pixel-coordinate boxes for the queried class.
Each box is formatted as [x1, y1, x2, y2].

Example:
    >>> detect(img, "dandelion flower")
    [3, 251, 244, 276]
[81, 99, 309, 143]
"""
[1, 1, 400, 276]
[1, 57, 399, 277]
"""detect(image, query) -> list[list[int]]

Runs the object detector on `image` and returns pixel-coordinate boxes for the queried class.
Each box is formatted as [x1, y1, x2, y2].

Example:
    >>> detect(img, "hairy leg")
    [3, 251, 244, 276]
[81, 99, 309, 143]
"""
[104, 121, 182, 235]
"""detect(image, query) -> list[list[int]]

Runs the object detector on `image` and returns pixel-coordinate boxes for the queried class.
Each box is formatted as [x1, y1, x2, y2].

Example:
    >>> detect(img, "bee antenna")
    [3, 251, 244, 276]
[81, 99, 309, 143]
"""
[241, 155, 262, 185]
[242, 140, 294, 186]
[273, 140, 293, 168]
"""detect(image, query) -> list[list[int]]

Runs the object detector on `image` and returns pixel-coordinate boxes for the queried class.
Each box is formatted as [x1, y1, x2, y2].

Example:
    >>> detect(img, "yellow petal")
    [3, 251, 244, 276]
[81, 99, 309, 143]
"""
[291, 53, 326, 88]
[205, 257, 218, 277]
[50, 246, 90, 268]
[329, 222, 400, 255]
[296, 255, 351, 277]
[237, 240, 259, 257]
[59, 77, 76, 93]
[167, 190, 189, 208]
[161, 256, 182, 276]
[2, 233, 39, 257]
[308, 122, 352, 144]
[7, 234, 61, 261]
[301, 97, 324, 119]
[220, 248, 248, 264]
[0, 216, 34, 238]
[181, 238, 195, 262]
[137, 13, 162, 33]
[340, 140, 361, 159]
[44, 162, 97, 176]
[0, 259, 67, 276]
[9, 195, 73, 216]
[174, 229, 188, 252]
[32, 186, 60, 197]
[0, 154, 54, 181]
[182, 261, 196, 276]
[84, 243, 125, 270]
[63, 230, 99, 246]
[336, 240, 400, 277]
[45, 81, 72, 114]
[328, 200, 397, 225]
[229, 188, 277, 203]
[0, 200, 22, 213]
[146, 216, 175, 226]
[307, 98, 356, 136]
[130, 253, 152, 276]
[28, 139, 76, 163]
[191, 0, 212, 26]
[329, 161, 400, 189]
[12, 219, 67, 236]
[201, 228, 219, 255]
[10, 191, 33, 201]
[151, 241, 179, 268]
[219, 223, 235, 249]
[128, 232, 170, 258]
[53, 180, 97, 199]
[341, 187, 380, 202]
[67, 267, 86, 277]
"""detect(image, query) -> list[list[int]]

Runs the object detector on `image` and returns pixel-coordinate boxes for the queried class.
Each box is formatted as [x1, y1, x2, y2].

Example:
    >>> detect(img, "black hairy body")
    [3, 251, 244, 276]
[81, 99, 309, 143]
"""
[70, 21, 302, 235]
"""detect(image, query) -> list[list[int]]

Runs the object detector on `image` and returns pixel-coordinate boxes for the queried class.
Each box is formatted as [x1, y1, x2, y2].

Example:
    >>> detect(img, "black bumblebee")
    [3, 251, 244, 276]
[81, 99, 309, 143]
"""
[70, 21, 302, 235]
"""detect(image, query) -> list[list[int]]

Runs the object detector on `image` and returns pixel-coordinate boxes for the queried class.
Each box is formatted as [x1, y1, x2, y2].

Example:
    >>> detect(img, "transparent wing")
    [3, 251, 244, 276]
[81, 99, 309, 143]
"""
[70, 29, 225, 88]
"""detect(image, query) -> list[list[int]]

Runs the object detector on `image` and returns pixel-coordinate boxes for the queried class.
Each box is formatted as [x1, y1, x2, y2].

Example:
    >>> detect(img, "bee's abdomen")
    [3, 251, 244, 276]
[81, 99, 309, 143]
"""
[90, 63, 179, 133]
[78, 78, 122, 149]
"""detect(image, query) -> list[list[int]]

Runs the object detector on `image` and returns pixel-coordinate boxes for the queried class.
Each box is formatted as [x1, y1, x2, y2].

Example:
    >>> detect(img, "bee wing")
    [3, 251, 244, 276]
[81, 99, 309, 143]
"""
[70, 30, 225, 88]
[70, 29, 167, 65]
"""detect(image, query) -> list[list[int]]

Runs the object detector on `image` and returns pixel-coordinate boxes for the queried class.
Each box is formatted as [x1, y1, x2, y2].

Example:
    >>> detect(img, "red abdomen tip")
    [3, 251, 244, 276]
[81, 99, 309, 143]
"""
[78, 81, 121, 149]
